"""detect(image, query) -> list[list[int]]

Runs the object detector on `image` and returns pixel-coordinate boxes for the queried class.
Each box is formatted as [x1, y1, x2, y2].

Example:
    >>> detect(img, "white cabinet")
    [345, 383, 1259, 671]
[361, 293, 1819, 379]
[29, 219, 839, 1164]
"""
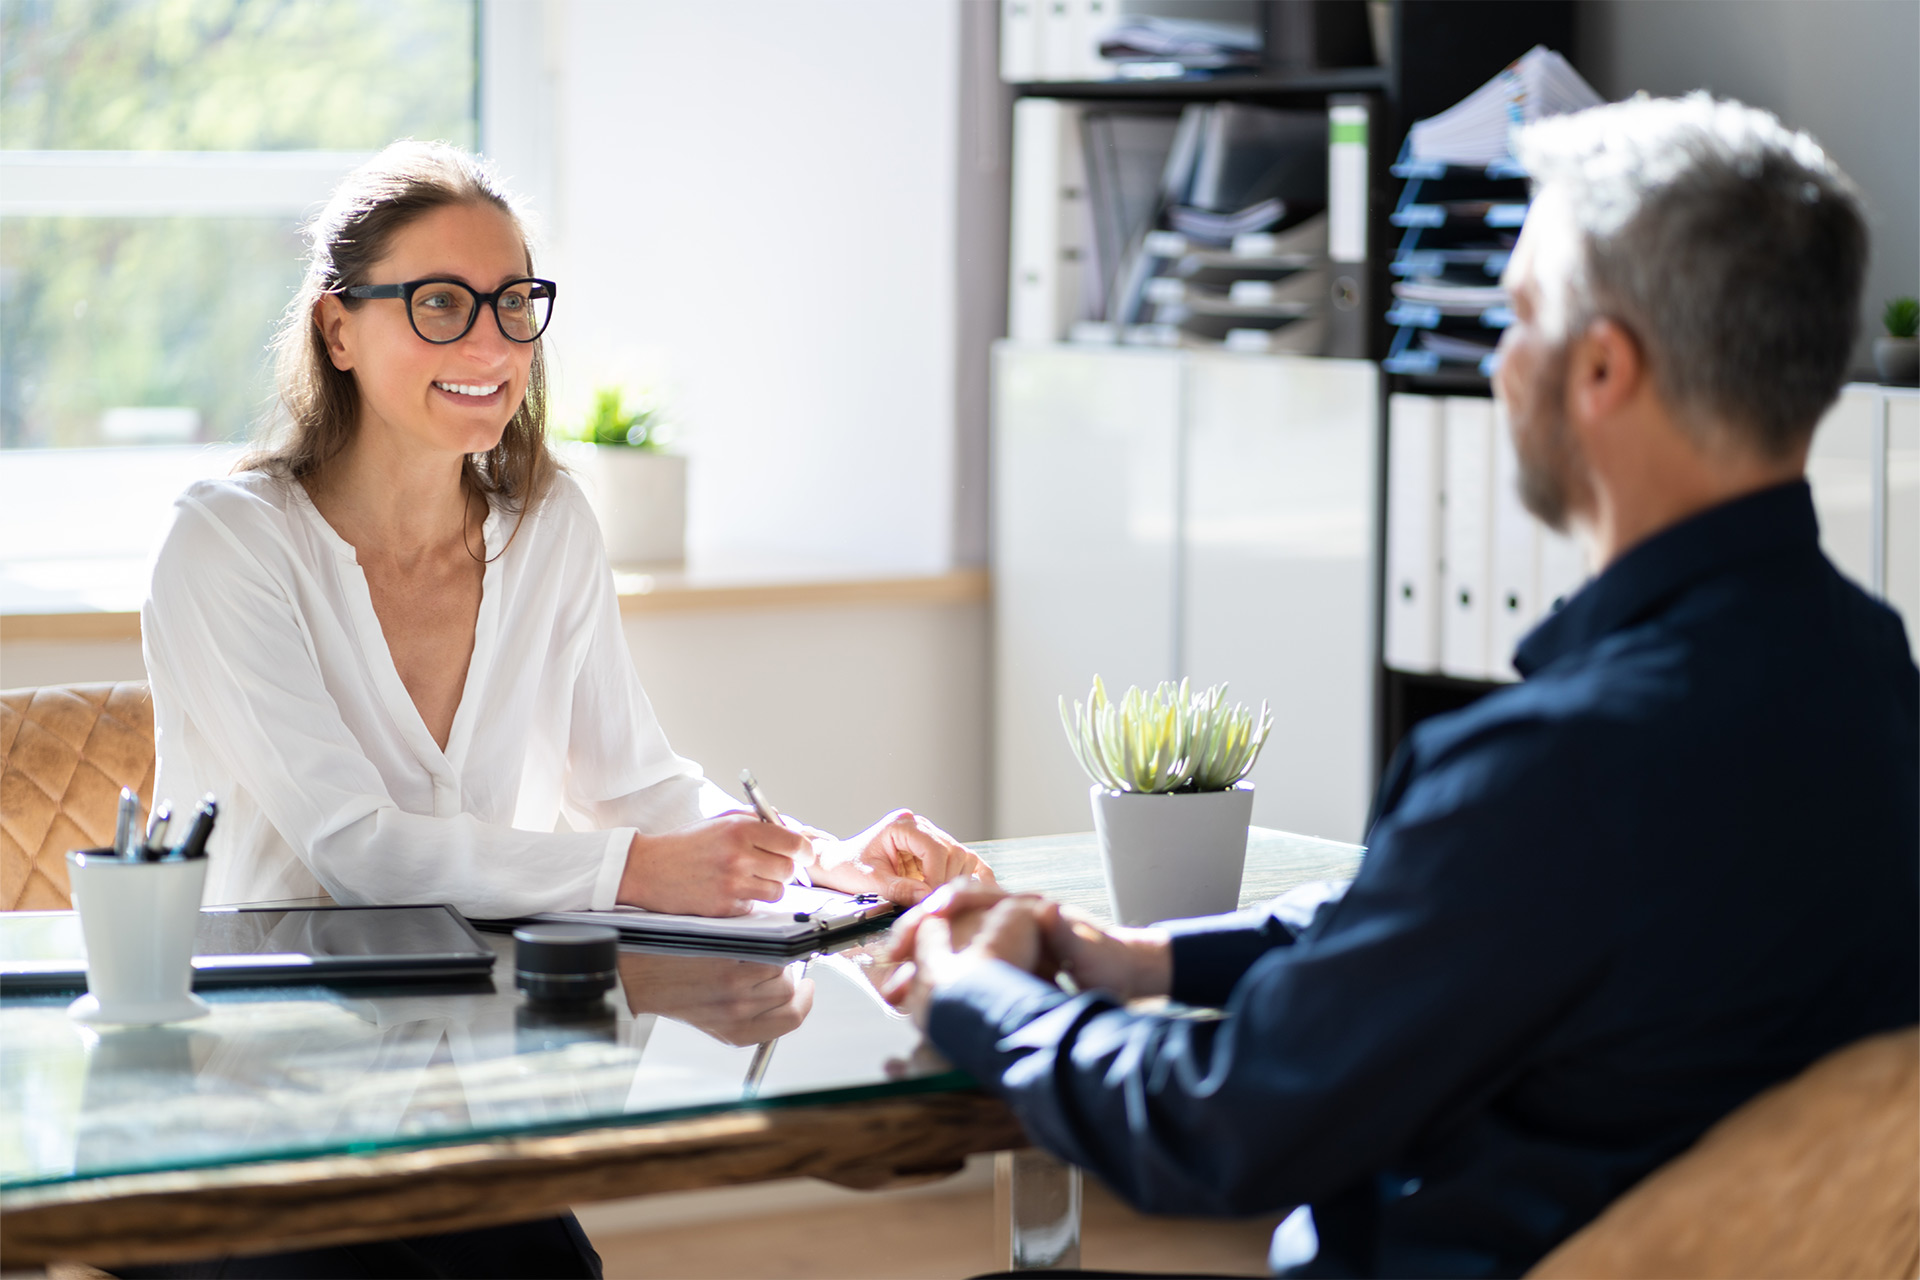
[1882, 392, 1919, 663]
[1808, 383, 1919, 663]
[993, 346, 1184, 838]
[1806, 387, 1879, 590]
[1182, 354, 1378, 844]
[992, 344, 1378, 844]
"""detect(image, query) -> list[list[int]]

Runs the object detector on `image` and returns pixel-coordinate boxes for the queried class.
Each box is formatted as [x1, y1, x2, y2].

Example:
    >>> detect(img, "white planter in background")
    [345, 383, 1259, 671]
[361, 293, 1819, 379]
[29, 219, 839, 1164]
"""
[1873, 336, 1919, 387]
[573, 446, 687, 565]
[1090, 783, 1254, 927]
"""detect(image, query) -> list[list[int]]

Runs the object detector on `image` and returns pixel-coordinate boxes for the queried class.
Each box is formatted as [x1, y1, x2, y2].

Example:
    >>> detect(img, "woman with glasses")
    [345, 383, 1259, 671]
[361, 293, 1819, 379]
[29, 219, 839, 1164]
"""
[141, 141, 990, 950]
[131, 140, 995, 1279]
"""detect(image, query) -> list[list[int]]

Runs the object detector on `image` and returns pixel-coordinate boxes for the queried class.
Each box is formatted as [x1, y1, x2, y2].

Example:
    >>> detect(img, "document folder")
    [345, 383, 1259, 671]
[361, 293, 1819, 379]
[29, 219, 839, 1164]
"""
[501, 884, 897, 956]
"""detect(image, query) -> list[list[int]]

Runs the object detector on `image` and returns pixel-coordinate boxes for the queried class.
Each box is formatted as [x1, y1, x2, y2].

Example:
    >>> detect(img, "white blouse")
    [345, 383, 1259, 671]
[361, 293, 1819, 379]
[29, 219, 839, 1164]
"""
[142, 470, 737, 917]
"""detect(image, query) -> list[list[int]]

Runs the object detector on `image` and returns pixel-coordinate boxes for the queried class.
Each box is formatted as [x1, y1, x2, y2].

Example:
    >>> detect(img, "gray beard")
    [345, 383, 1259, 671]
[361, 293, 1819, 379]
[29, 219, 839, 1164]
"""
[1513, 347, 1580, 534]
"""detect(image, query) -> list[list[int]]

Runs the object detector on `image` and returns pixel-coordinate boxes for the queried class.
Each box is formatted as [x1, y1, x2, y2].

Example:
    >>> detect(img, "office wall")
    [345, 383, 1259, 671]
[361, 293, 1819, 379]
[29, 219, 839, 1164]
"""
[624, 600, 990, 841]
[516, 0, 962, 572]
[1577, 0, 1920, 375]
[0, 598, 991, 843]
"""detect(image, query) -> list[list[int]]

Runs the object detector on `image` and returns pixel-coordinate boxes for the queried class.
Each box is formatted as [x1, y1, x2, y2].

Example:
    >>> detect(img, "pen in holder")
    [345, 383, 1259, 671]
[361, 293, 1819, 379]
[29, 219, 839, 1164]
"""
[65, 849, 210, 1026]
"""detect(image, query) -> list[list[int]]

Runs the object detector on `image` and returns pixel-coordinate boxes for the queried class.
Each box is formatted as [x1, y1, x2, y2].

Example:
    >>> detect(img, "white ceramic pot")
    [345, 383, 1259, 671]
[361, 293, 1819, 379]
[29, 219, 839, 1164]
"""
[1090, 783, 1255, 927]
[65, 849, 210, 1026]
[576, 446, 687, 565]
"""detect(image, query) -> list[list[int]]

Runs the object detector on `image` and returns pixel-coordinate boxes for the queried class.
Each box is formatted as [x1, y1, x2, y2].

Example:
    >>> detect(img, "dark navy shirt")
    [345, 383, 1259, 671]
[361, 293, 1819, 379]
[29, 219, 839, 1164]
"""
[930, 480, 1918, 1277]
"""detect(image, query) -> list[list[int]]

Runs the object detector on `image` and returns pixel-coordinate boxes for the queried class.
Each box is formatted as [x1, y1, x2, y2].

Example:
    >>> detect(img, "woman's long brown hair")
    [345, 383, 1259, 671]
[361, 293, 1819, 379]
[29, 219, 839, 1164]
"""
[243, 140, 557, 553]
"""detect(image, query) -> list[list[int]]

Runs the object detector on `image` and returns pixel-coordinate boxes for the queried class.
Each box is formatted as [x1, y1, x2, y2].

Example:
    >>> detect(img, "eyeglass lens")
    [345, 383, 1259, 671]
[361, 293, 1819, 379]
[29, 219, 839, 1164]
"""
[410, 282, 553, 343]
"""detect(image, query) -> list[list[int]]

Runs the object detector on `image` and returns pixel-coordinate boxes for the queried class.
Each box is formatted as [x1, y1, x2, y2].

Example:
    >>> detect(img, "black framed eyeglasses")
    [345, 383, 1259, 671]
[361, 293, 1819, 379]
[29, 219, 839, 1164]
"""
[341, 277, 557, 344]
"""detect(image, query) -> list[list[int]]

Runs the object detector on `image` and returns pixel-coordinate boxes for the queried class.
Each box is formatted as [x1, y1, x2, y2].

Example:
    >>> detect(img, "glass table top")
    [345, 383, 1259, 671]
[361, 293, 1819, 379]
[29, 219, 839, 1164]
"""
[0, 828, 1362, 1190]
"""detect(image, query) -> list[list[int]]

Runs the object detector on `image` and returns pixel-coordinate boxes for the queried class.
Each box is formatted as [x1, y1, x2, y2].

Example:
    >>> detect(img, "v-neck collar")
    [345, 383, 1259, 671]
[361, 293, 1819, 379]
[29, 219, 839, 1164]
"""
[292, 484, 505, 793]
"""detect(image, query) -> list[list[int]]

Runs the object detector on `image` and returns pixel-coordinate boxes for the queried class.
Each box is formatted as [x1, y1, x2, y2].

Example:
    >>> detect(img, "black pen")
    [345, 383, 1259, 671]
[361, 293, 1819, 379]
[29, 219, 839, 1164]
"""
[740, 769, 812, 888]
[175, 795, 218, 860]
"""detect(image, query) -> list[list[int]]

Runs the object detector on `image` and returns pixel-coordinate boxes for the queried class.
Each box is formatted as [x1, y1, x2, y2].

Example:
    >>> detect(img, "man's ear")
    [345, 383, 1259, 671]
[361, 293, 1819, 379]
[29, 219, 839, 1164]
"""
[1565, 316, 1644, 428]
[315, 295, 354, 372]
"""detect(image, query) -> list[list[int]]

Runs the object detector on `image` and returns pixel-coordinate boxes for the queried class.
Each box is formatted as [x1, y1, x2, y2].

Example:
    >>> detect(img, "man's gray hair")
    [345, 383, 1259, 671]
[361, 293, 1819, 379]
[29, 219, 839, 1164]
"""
[1516, 94, 1868, 457]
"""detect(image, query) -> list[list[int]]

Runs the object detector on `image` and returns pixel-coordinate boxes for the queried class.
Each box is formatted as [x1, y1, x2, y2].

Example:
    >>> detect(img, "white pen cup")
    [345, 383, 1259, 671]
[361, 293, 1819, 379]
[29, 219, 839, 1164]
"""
[65, 849, 210, 1026]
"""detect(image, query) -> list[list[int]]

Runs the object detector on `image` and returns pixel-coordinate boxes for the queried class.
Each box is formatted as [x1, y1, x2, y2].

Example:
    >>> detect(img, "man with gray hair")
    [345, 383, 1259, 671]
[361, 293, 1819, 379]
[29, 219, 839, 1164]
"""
[888, 96, 1918, 1277]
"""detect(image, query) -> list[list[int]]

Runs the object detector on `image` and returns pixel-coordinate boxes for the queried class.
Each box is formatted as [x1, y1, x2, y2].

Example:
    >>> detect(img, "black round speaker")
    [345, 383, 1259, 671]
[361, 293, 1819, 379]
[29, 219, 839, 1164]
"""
[512, 923, 618, 1006]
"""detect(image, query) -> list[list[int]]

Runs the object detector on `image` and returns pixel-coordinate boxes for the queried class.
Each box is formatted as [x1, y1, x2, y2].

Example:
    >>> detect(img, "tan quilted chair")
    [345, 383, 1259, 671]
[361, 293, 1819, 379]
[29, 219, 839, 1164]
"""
[0, 682, 155, 911]
[1530, 1024, 1920, 1279]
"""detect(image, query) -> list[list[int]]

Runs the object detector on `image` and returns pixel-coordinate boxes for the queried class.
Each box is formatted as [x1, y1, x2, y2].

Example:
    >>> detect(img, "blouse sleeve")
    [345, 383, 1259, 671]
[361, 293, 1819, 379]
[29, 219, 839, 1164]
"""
[144, 492, 633, 919]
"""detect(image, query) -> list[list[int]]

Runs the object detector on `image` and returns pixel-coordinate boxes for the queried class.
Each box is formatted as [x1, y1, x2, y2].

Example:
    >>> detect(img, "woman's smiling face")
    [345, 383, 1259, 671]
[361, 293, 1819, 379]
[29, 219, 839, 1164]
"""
[317, 201, 536, 463]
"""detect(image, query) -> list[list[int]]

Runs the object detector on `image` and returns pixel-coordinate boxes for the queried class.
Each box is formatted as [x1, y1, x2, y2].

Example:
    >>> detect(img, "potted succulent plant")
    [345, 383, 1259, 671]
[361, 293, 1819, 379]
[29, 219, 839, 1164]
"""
[563, 387, 686, 565]
[1874, 297, 1919, 387]
[1060, 676, 1273, 926]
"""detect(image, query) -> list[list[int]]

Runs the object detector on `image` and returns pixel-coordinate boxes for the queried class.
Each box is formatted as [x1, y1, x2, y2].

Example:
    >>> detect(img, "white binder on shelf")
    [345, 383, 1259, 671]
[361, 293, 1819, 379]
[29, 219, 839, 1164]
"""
[1037, 0, 1074, 80]
[1326, 97, 1369, 358]
[1385, 394, 1445, 673]
[1441, 397, 1495, 680]
[1074, 0, 1117, 81]
[1001, 0, 1040, 82]
[1009, 98, 1089, 342]
[1487, 399, 1537, 681]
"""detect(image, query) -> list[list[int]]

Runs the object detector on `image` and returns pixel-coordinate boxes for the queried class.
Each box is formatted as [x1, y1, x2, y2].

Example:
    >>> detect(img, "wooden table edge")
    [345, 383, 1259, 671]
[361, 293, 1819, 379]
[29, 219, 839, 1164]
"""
[0, 1088, 1026, 1269]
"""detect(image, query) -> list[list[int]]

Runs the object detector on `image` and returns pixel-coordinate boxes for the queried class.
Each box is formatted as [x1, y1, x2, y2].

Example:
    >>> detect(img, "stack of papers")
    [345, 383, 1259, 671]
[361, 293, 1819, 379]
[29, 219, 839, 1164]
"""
[1098, 16, 1262, 71]
[1419, 331, 1500, 361]
[1407, 46, 1603, 166]
[524, 884, 894, 954]
[1391, 279, 1509, 313]
[1168, 198, 1286, 244]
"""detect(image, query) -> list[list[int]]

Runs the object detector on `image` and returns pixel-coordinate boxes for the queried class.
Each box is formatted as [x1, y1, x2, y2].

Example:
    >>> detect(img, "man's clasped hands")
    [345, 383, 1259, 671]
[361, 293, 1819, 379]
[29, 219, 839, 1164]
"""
[878, 879, 1176, 1026]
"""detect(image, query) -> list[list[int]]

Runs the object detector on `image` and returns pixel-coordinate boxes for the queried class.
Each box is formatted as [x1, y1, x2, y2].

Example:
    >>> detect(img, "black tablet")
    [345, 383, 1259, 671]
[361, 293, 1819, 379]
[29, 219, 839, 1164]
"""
[0, 904, 497, 993]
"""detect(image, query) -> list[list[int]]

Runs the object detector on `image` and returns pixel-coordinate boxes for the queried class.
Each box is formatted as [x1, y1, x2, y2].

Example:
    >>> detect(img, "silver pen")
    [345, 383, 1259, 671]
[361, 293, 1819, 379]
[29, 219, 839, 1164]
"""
[113, 788, 139, 858]
[739, 769, 813, 888]
[144, 803, 174, 860]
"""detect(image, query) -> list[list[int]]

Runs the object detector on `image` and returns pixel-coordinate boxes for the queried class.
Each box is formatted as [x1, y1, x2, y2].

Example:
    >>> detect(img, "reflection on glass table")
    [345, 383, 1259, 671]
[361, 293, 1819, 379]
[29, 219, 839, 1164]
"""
[0, 930, 942, 1191]
[0, 826, 1364, 1196]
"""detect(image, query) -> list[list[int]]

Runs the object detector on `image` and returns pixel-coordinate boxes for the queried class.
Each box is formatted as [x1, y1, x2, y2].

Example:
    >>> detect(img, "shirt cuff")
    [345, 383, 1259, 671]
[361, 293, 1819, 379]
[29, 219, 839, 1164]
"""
[1164, 907, 1298, 1008]
[591, 828, 635, 910]
[927, 958, 1076, 1087]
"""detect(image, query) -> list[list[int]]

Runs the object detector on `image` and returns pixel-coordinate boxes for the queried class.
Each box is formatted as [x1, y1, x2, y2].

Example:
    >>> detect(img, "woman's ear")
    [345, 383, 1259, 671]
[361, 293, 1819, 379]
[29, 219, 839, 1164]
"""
[315, 295, 354, 372]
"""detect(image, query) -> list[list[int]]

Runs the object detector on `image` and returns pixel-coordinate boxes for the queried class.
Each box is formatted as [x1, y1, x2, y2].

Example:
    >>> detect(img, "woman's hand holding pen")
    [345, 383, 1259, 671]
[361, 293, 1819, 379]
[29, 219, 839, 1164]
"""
[811, 809, 998, 907]
[617, 813, 811, 917]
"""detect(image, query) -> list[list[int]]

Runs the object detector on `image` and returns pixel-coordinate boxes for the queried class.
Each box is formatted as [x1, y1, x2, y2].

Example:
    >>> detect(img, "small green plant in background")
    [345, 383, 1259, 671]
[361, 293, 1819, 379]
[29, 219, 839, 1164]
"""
[575, 386, 663, 449]
[1060, 676, 1273, 794]
[1885, 297, 1919, 340]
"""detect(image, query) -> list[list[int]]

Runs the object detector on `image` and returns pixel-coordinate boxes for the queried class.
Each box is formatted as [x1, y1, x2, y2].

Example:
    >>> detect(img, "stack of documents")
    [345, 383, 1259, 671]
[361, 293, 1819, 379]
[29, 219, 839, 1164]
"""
[1391, 278, 1509, 314]
[1098, 15, 1261, 72]
[1417, 331, 1499, 362]
[521, 884, 894, 955]
[1013, 96, 1344, 355]
[1407, 45, 1603, 167]
[1109, 103, 1328, 343]
[1169, 198, 1286, 244]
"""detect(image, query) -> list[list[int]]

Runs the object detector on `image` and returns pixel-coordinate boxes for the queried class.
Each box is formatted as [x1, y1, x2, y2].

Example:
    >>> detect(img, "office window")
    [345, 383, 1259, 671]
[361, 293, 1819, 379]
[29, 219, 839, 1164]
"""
[1, 0, 479, 451]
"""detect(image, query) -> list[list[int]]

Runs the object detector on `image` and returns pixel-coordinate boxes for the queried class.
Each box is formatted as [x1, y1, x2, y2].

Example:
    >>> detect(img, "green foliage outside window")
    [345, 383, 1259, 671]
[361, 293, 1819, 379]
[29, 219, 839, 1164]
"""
[0, 0, 478, 449]
[2, 0, 477, 151]
[1, 218, 303, 448]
